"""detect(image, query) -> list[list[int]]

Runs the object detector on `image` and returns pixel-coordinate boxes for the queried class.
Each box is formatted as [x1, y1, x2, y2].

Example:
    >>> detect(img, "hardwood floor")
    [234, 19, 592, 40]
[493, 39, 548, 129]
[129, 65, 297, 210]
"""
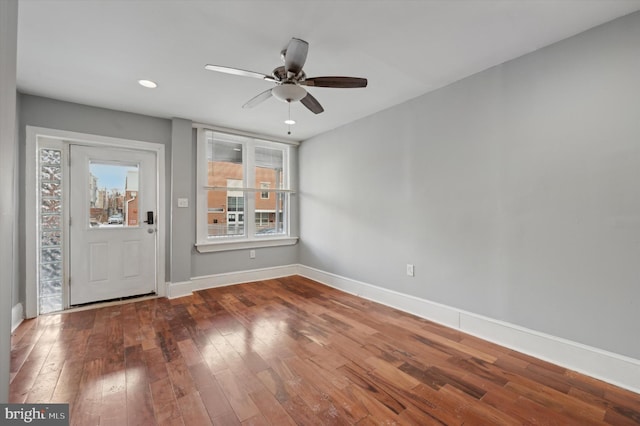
[10, 275, 640, 425]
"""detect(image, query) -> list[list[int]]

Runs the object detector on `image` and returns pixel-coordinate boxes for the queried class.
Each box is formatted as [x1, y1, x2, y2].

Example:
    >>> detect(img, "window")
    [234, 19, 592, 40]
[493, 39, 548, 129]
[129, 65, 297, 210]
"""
[260, 182, 270, 199]
[39, 147, 64, 314]
[196, 128, 297, 251]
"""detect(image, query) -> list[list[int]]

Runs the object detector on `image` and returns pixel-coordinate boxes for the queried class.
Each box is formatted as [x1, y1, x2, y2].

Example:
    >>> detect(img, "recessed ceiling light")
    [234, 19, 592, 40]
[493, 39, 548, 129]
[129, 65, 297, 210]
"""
[138, 79, 157, 88]
[284, 119, 296, 125]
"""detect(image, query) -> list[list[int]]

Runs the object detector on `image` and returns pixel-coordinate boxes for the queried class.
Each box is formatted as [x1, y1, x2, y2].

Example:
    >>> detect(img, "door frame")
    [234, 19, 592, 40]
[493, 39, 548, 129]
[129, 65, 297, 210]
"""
[25, 126, 166, 318]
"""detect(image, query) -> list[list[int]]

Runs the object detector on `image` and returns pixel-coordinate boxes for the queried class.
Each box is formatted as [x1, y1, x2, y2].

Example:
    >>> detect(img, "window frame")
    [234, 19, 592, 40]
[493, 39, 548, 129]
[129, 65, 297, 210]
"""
[195, 127, 298, 252]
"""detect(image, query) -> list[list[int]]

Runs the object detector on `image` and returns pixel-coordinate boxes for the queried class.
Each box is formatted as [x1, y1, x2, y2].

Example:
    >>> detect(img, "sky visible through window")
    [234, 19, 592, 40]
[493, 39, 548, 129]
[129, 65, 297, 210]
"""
[90, 163, 137, 191]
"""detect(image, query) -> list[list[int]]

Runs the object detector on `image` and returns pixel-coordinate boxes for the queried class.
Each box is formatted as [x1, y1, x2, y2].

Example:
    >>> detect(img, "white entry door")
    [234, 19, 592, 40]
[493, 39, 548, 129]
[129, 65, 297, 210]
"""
[69, 145, 157, 305]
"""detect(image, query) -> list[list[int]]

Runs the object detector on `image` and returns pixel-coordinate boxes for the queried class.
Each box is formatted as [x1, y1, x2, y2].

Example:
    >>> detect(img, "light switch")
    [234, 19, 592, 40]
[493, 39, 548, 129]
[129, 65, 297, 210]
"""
[177, 198, 189, 208]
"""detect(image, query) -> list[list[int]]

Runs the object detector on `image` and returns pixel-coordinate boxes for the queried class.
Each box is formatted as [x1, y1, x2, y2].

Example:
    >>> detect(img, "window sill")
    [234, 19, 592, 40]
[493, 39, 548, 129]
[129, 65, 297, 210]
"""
[195, 237, 298, 253]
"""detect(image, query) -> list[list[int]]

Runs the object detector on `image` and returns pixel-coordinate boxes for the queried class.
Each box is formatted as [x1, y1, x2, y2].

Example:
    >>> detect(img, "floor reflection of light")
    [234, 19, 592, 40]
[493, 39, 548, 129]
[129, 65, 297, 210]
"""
[208, 332, 226, 348]
[102, 369, 127, 395]
[210, 314, 296, 361]
[244, 318, 290, 356]
[123, 367, 142, 387]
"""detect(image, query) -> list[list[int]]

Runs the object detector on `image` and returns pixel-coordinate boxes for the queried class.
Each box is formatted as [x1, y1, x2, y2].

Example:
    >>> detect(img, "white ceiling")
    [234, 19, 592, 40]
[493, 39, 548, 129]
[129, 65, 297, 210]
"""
[17, 0, 640, 142]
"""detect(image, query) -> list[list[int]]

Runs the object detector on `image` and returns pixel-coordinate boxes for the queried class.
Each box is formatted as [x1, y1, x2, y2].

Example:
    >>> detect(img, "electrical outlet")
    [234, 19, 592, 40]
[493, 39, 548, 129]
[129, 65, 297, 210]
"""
[406, 264, 415, 277]
[250, 250, 256, 259]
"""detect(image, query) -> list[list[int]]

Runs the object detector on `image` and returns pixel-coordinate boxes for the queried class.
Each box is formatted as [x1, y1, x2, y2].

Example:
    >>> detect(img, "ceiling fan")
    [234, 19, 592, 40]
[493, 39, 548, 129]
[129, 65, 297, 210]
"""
[205, 37, 367, 114]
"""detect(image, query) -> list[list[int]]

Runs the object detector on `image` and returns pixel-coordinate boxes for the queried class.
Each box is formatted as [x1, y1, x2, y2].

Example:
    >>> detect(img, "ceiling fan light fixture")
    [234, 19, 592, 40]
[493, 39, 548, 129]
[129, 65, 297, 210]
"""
[272, 83, 306, 103]
[138, 79, 157, 88]
[284, 119, 296, 125]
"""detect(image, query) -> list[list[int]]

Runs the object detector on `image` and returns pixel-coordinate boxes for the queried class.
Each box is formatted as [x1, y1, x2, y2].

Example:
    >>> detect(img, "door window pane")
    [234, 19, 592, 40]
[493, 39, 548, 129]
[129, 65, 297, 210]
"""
[89, 162, 139, 227]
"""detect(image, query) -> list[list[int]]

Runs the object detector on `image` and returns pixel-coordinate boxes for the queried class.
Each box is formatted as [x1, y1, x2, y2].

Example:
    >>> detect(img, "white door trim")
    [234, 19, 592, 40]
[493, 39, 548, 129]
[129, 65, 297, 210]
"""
[25, 126, 166, 318]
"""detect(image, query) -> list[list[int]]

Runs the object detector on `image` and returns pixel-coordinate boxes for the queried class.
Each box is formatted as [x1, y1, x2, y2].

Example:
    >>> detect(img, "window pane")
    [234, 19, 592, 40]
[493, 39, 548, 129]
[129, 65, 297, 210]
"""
[41, 214, 61, 230]
[41, 182, 61, 198]
[41, 198, 62, 213]
[255, 147, 285, 238]
[207, 189, 245, 238]
[89, 162, 139, 228]
[40, 296, 63, 314]
[41, 230, 61, 247]
[40, 149, 61, 165]
[41, 165, 62, 181]
[208, 137, 244, 187]
[255, 146, 284, 189]
[255, 191, 287, 237]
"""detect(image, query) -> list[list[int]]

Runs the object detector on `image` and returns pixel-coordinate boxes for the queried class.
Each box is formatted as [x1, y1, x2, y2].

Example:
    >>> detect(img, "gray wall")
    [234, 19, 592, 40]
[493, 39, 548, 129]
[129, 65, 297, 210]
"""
[169, 118, 193, 283]
[0, 0, 19, 403]
[191, 244, 299, 277]
[299, 11, 640, 359]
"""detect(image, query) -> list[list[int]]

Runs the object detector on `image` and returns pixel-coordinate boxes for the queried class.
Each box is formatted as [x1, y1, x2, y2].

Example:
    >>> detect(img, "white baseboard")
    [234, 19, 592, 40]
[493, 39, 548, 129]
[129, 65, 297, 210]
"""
[166, 264, 300, 299]
[165, 280, 194, 299]
[297, 265, 640, 395]
[191, 264, 299, 292]
[11, 303, 23, 332]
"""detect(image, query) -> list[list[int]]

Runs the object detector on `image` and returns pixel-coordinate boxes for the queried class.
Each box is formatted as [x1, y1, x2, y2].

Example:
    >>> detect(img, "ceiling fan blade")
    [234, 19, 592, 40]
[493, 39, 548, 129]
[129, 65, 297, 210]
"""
[302, 76, 368, 88]
[300, 92, 324, 114]
[284, 38, 309, 76]
[205, 64, 276, 82]
[242, 89, 273, 109]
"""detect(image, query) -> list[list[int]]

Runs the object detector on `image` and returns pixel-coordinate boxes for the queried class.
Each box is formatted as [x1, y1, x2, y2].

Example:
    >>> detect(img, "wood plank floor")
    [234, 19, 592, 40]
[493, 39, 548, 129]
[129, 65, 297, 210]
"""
[10, 275, 640, 425]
